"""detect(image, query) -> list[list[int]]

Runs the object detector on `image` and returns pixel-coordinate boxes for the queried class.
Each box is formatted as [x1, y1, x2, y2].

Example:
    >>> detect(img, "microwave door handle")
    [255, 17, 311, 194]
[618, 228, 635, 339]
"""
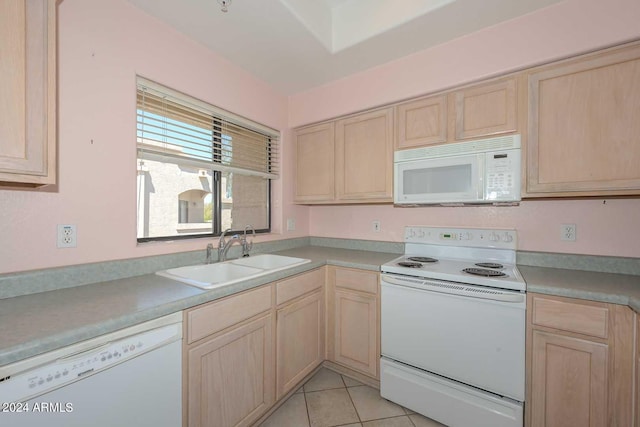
[477, 154, 485, 200]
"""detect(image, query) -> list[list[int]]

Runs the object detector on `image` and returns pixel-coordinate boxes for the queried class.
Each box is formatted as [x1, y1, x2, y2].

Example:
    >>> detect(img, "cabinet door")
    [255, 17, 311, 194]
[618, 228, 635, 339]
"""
[526, 43, 640, 196]
[637, 314, 640, 427]
[396, 95, 447, 149]
[294, 122, 335, 203]
[187, 314, 274, 427]
[335, 108, 393, 202]
[0, 0, 57, 187]
[530, 330, 608, 427]
[451, 77, 518, 141]
[334, 289, 378, 378]
[276, 290, 324, 399]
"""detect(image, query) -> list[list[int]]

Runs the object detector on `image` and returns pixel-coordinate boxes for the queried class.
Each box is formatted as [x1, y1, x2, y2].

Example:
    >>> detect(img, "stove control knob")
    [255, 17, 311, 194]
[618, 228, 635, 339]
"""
[460, 232, 472, 241]
[503, 233, 514, 243]
[489, 232, 500, 242]
[417, 230, 425, 238]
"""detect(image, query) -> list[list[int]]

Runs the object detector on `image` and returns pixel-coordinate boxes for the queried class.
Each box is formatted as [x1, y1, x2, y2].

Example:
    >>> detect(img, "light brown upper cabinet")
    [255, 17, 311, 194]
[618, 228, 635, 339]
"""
[450, 77, 518, 141]
[335, 108, 394, 202]
[395, 77, 520, 150]
[294, 107, 394, 204]
[396, 95, 447, 149]
[525, 42, 640, 197]
[293, 122, 335, 203]
[0, 0, 58, 188]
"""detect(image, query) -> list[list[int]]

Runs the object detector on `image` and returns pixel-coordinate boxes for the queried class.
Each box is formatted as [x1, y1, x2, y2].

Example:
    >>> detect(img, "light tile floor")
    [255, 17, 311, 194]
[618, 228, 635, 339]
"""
[259, 368, 447, 427]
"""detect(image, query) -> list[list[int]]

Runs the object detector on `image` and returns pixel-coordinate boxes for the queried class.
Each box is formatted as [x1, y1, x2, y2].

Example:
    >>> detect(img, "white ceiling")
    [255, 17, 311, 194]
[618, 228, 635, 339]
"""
[127, 0, 562, 95]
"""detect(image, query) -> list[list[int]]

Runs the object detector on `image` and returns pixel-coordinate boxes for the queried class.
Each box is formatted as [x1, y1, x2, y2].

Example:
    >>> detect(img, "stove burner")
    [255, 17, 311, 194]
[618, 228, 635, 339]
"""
[475, 262, 504, 269]
[407, 256, 438, 263]
[463, 267, 507, 277]
[397, 261, 423, 268]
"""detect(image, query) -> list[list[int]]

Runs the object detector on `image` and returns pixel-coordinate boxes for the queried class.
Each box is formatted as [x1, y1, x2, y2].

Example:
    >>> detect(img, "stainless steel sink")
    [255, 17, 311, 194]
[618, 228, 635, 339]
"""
[156, 254, 311, 289]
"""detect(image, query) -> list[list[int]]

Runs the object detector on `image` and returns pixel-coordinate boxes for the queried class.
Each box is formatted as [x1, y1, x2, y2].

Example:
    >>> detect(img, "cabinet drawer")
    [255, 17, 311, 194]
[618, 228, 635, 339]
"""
[276, 268, 325, 306]
[334, 267, 379, 295]
[187, 285, 272, 344]
[531, 295, 609, 339]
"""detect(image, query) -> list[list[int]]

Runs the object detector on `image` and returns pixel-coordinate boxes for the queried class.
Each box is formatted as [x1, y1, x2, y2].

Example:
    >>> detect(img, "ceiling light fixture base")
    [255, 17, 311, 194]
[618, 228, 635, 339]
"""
[217, 0, 232, 13]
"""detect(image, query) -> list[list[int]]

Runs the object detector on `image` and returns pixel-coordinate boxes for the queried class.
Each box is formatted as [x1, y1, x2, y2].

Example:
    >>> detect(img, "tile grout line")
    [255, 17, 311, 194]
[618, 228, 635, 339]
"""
[302, 369, 423, 427]
[303, 390, 312, 427]
[304, 385, 349, 394]
[406, 410, 418, 427]
[343, 377, 363, 426]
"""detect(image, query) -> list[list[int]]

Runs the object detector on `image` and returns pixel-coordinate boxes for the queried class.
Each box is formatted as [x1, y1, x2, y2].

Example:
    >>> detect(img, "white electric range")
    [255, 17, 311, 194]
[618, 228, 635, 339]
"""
[380, 226, 526, 427]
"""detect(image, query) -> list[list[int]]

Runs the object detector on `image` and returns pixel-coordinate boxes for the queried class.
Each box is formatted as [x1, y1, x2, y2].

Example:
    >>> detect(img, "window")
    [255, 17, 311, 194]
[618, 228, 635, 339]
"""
[136, 77, 279, 241]
[178, 200, 189, 224]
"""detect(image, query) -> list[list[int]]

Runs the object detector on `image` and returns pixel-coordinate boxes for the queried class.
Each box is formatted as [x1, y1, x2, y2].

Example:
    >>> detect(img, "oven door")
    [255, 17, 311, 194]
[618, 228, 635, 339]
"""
[394, 153, 485, 204]
[380, 274, 525, 401]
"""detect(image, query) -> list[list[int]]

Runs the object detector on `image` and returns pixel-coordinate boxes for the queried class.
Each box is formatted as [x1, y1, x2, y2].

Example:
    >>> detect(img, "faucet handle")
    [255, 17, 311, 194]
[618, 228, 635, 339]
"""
[205, 243, 214, 264]
[242, 225, 255, 257]
[219, 228, 232, 248]
[244, 225, 255, 239]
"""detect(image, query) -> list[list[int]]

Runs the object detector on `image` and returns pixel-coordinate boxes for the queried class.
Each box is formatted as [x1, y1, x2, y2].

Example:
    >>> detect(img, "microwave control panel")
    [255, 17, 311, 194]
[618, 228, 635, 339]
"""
[485, 149, 521, 200]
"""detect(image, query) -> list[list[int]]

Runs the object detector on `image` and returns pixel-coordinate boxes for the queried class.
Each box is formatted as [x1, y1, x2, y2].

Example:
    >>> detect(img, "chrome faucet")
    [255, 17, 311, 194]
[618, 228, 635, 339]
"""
[205, 243, 214, 264]
[241, 225, 255, 257]
[218, 228, 242, 262]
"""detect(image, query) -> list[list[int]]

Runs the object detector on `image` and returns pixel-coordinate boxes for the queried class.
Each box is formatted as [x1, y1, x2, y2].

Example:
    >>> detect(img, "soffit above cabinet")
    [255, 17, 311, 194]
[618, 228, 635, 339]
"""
[126, 0, 562, 94]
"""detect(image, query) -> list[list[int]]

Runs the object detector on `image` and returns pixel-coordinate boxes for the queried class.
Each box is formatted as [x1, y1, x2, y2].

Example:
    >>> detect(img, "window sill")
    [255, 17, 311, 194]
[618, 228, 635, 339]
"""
[176, 223, 212, 233]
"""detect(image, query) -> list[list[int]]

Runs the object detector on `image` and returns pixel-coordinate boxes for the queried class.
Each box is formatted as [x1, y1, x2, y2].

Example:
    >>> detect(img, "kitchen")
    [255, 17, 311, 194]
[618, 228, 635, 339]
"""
[1, 0, 640, 426]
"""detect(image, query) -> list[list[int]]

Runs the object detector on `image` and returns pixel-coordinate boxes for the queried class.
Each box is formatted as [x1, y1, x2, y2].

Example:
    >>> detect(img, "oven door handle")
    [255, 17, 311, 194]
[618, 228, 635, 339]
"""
[381, 274, 525, 304]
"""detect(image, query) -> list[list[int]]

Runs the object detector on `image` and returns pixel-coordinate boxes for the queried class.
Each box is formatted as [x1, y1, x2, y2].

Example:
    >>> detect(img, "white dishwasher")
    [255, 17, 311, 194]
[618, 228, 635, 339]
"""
[0, 312, 182, 427]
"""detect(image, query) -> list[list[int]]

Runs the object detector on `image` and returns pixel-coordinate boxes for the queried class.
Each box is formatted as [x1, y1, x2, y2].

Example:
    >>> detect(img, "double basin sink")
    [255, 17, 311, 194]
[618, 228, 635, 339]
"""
[156, 254, 311, 289]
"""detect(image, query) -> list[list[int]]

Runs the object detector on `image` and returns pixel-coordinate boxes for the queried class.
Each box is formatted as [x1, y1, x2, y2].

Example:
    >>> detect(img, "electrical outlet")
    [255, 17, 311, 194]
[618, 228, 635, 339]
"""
[286, 218, 296, 231]
[372, 220, 381, 232]
[57, 224, 77, 248]
[561, 224, 576, 241]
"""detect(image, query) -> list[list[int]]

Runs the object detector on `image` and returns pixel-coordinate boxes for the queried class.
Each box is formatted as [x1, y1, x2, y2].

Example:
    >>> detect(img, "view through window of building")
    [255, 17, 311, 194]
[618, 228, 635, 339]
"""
[136, 78, 279, 241]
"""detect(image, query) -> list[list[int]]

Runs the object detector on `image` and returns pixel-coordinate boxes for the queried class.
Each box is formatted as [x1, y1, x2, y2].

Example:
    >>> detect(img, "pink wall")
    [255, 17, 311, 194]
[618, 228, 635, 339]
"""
[2, 0, 639, 275]
[0, 0, 308, 274]
[293, 0, 640, 258]
[309, 200, 640, 257]
[289, 0, 640, 126]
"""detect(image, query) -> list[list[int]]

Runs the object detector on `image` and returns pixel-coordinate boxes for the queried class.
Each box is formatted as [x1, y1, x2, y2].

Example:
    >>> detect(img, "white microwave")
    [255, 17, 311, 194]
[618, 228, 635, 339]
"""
[394, 135, 521, 206]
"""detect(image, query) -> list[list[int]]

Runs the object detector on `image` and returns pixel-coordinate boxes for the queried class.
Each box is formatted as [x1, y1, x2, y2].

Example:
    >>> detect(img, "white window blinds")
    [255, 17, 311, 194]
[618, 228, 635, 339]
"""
[136, 78, 279, 179]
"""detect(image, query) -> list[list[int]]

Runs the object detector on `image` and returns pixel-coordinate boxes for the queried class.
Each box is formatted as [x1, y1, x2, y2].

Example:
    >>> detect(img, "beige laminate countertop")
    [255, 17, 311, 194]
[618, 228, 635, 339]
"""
[2, 245, 638, 367]
[0, 246, 398, 366]
[519, 265, 640, 311]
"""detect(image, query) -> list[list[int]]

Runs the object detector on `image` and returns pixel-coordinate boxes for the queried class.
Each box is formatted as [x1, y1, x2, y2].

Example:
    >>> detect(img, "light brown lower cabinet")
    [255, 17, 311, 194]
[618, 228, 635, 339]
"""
[183, 265, 381, 427]
[187, 313, 274, 427]
[184, 268, 326, 427]
[527, 293, 635, 427]
[637, 314, 640, 427]
[530, 330, 608, 426]
[276, 289, 325, 399]
[327, 266, 380, 379]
